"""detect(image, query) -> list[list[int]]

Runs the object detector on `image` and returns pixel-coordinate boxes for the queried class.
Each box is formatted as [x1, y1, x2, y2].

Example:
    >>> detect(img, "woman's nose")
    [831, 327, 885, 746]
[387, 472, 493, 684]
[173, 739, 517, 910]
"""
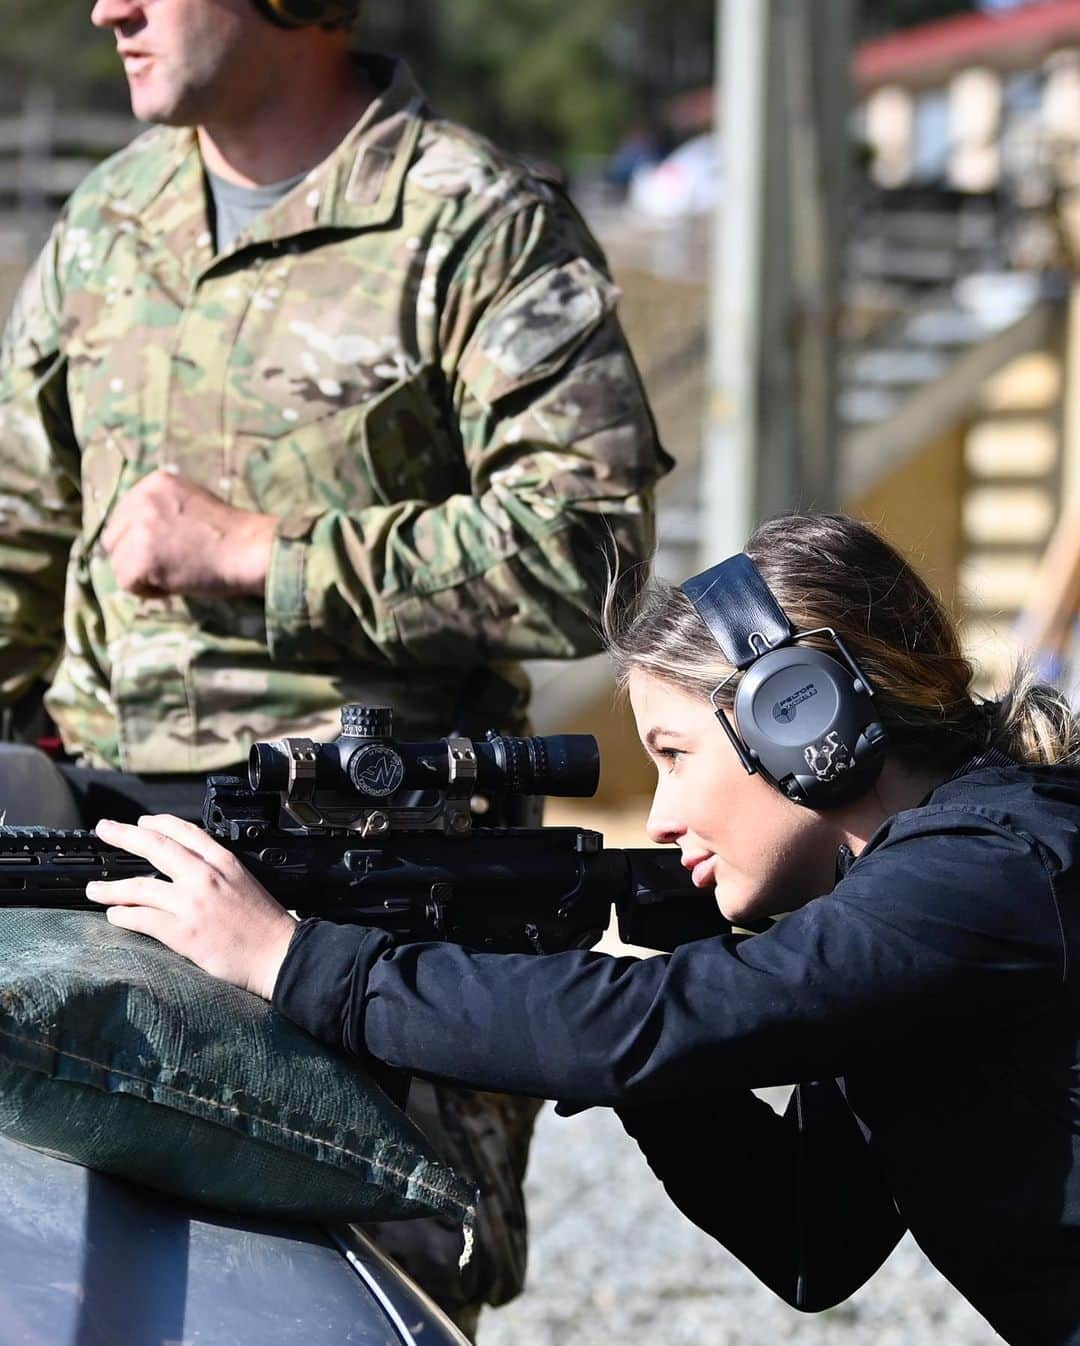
[645, 796, 684, 846]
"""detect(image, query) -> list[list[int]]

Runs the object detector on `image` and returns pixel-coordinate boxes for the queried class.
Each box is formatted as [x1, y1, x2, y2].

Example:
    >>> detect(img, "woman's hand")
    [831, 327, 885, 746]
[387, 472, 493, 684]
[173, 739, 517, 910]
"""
[86, 814, 299, 1000]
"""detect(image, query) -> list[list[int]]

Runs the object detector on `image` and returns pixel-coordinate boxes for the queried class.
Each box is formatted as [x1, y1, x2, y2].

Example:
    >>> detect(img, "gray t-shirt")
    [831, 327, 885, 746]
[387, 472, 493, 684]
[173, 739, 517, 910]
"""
[205, 167, 307, 253]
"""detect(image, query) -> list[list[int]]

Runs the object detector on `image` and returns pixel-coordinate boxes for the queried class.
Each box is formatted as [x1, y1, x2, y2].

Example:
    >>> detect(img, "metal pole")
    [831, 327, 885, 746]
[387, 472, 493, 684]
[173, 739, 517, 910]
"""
[699, 0, 769, 567]
[784, 0, 851, 516]
[699, 0, 851, 567]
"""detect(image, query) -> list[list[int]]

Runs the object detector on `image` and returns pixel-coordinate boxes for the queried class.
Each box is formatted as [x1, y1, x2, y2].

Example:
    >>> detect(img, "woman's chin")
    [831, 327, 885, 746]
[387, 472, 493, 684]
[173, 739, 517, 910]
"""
[716, 891, 767, 926]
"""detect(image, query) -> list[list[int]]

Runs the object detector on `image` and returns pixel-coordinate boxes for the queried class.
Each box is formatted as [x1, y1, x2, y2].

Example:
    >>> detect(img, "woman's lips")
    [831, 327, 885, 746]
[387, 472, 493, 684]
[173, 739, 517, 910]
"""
[687, 856, 716, 889]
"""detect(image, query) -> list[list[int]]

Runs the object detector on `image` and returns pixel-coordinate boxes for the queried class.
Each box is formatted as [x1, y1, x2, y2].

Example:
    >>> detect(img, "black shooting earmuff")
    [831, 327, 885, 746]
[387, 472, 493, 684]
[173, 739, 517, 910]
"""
[680, 553, 888, 808]
[251, 0, 361, 28]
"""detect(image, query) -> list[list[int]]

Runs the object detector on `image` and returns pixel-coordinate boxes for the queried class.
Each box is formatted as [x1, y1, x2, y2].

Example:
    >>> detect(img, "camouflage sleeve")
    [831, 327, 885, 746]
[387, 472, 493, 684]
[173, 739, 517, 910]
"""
[265, 197, 670, 667]
[0, 223, 82, 702]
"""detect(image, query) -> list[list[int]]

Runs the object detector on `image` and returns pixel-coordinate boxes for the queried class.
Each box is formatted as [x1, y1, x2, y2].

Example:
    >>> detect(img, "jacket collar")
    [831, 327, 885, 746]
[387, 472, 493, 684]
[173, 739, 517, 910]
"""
[834, 747, 1017, 884]
[105, 53, 426, 257]
[944, 746, 1015, 781]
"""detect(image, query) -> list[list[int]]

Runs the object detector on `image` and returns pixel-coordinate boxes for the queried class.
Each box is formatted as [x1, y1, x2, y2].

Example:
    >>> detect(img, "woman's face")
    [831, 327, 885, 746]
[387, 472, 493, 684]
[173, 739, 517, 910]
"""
[629, 669, 839, 924]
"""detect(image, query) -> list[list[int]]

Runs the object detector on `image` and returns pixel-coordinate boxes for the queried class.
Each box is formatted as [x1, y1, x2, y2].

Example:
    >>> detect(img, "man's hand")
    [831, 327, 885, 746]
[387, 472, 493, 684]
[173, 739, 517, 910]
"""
[102, 469, 277, 598]
[86, 814, 298, 1000]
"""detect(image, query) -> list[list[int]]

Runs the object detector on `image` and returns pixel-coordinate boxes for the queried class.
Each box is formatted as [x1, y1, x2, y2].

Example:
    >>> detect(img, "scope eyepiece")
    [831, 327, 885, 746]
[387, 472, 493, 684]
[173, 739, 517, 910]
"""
[249, 740, 287, 792]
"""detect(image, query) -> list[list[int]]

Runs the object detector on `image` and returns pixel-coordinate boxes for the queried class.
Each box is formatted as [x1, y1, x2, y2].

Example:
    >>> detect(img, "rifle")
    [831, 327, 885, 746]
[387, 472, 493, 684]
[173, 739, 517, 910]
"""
[0, 705, 732, 955]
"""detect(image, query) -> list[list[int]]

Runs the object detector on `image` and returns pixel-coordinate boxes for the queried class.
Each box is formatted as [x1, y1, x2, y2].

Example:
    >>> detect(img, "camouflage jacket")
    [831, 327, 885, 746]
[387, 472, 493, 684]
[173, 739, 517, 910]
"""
[0, 55, 669, 772]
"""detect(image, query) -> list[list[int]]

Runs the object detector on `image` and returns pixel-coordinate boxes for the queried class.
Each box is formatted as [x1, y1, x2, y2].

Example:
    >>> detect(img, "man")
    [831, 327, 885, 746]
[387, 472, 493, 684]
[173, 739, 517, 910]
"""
[0, 0, 669, 1332]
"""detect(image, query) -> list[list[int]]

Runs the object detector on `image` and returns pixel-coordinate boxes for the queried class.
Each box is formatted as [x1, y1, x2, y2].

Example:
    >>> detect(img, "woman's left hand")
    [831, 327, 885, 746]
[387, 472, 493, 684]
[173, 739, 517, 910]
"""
[86, 814, 299, 1000]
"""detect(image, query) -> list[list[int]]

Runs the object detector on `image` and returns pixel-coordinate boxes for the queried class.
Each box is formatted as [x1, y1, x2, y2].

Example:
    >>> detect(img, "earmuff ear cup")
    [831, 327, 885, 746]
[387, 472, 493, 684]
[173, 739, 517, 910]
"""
[680, 552, 889, 809]
[733, 646, 886, 807]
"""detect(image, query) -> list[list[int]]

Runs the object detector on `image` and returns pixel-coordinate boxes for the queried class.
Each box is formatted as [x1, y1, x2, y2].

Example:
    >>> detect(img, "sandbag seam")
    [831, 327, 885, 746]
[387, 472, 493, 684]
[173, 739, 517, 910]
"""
[0, 1020, 471, 1214]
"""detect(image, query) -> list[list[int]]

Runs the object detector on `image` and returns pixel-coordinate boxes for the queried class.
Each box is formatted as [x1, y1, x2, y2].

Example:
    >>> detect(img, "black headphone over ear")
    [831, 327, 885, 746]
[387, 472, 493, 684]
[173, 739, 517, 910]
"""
[251, 0, 360, 28]
[680, 553, 888, 808]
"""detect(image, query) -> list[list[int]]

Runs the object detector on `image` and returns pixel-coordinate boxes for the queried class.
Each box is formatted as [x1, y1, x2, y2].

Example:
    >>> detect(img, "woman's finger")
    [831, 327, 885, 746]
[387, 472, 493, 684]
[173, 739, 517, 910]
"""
[95, 816, 211, 883]
[103, 902, 178, 946]
[135, 813, 239, 873]
[86, 875, 177, 910]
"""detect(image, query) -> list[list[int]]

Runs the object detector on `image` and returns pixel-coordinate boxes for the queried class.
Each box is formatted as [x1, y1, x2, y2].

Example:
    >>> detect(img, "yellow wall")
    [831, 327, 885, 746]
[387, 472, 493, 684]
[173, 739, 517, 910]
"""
[845, 423, 969, 615]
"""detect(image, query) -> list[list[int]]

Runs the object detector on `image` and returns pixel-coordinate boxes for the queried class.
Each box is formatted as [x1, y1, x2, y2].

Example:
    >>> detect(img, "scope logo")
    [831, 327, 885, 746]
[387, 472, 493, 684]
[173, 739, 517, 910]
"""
[772, 682, 818, 725]
[351, 744, 405, 797]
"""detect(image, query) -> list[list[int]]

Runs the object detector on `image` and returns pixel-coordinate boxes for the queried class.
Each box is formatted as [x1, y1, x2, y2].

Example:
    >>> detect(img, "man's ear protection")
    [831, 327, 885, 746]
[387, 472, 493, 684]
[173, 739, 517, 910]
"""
[251, 0, 360, 28]
[680, 554, 887, 808]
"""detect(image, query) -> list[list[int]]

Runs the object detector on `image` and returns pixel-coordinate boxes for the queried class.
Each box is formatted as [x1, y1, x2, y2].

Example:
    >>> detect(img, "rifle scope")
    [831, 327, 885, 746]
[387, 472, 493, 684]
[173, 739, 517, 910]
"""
[248, 705, 600, 800]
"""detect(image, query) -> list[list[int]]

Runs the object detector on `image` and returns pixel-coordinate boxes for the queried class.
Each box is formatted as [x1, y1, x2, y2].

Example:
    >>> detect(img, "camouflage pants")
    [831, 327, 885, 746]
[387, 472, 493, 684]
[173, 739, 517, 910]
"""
[361, 1081, 543, 1339]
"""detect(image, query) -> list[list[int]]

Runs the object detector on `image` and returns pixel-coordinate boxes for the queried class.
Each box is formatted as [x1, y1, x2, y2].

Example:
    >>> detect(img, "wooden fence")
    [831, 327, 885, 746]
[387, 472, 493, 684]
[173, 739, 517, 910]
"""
[0, 86, 135, 284]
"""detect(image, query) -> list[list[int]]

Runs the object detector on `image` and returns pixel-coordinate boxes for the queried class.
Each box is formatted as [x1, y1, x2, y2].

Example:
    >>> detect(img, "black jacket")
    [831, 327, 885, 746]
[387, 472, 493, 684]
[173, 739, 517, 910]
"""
[274, 761, 1080, 1344]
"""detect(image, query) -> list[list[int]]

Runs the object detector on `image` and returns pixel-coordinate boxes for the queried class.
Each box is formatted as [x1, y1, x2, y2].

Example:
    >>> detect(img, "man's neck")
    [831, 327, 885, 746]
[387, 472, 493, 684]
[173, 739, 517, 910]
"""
[197, 55, 376, 187]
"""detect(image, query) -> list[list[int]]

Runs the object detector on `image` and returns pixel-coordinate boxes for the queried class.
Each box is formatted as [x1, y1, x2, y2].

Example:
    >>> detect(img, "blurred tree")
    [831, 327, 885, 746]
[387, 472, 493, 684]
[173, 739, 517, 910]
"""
[2, 0, 122, 112]
[366, 0, 714, 167]
[857, 0, 977, 40]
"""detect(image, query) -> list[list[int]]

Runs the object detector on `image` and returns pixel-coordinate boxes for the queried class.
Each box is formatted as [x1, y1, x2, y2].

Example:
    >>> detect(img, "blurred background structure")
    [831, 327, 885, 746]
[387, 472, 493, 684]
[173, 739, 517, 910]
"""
[7, 2, 1080, 784]
[568, 0, 1080, 809]
[1, 3, 1077, 1341]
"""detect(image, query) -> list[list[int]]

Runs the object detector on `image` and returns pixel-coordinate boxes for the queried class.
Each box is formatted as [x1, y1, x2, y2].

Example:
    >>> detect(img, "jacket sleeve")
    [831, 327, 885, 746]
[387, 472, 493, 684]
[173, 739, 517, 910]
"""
[264, 196, 670, 666]
[617, 1080, 905, 1311]
[0, 222, 81, 703]
[272, 816, 1065, 1106]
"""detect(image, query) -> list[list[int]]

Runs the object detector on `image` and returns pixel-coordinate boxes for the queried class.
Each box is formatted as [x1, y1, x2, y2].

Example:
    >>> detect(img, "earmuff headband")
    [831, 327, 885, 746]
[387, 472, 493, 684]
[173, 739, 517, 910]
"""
[681, 554, 792, 668]
[253, 0, 359, 28]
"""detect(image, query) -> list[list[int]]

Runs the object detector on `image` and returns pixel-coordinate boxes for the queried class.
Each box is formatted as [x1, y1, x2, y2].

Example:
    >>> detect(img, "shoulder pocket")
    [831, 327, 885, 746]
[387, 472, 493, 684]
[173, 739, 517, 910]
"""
[458, 257, 618, 408]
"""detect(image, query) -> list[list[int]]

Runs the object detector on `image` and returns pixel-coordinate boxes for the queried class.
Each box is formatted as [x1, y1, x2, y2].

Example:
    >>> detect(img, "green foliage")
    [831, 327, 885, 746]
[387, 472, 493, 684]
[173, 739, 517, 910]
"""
[365, 0, 714, 166]
[1, 0, 121, 110]
[857, 0, 976, 41]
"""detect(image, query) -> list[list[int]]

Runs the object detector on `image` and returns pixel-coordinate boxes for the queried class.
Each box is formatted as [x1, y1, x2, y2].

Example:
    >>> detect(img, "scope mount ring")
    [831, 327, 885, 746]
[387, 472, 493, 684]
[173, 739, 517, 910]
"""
[442, 736, 478, 834]
[445, 738, 478, 797]
[281, 736, 322, 827]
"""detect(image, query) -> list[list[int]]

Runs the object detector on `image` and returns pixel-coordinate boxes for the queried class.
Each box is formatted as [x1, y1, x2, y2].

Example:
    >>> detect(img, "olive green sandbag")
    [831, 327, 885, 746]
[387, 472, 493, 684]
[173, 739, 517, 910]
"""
[0, 910, 473, 1225]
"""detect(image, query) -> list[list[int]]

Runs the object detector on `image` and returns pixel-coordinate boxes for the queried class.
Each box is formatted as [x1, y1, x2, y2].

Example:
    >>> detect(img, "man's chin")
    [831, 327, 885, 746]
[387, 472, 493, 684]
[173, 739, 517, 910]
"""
[130, 104, 191, 127]
[127, 88, 195, 128]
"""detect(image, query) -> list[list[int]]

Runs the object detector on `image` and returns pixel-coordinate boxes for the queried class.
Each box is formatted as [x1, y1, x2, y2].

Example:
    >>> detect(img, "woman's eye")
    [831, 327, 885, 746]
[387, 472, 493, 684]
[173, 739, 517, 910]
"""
[657, 747, 684, 766]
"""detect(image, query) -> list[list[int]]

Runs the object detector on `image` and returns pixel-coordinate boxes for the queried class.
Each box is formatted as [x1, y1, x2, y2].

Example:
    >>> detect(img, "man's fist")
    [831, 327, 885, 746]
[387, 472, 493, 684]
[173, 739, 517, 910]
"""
[101, 468, 277, 599]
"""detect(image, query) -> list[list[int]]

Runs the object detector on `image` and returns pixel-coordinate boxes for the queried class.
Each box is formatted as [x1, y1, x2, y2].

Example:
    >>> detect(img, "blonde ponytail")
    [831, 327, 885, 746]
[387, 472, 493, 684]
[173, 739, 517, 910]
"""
[988, 667, 1080, 766]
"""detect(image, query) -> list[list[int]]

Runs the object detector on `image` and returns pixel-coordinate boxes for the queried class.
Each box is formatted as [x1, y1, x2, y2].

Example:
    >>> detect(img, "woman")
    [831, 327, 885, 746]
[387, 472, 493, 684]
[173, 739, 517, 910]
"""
[87, 514, 1080, 1344]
